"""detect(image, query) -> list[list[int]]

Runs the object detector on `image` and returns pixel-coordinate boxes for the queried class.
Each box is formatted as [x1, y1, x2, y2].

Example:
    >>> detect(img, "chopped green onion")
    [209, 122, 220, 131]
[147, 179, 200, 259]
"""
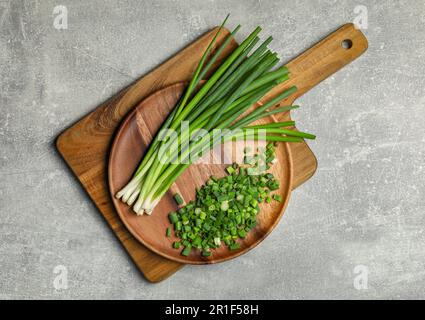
[202, 250, 211, 257]
[181, 245, 192, 256]
[174, 193, 184, 206]
[173, 241, 181, 249]
[273, 194, 282, 202]
[168, 212, 179, 224]
[220, 201, 229, 211]
[226, 166, 235, 174]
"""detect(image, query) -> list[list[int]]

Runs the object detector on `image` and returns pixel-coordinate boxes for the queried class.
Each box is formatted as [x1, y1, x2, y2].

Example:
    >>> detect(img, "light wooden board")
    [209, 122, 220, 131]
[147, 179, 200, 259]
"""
[56, 24, 367, 282]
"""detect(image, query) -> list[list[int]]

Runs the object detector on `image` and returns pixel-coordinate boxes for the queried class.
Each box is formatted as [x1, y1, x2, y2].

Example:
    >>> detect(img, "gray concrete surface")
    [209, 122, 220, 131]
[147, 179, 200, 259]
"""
[1, 0, 424, 300]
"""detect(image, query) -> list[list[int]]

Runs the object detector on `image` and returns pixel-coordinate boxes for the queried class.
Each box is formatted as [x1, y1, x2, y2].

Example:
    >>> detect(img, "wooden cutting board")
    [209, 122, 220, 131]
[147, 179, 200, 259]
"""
[56, 23, 367, 282]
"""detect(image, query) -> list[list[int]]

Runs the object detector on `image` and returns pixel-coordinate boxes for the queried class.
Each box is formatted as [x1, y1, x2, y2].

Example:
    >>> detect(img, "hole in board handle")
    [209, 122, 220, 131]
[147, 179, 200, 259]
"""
[341, 39, 353, 50]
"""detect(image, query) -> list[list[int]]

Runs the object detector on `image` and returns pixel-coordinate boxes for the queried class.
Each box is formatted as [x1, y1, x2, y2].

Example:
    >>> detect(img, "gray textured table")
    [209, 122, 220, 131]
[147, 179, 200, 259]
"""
[1, 0, 424, 299]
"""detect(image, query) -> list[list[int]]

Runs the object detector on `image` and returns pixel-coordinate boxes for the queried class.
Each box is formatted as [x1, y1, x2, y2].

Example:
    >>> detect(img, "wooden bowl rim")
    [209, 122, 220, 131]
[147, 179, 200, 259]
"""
[108, 82, 294, 264]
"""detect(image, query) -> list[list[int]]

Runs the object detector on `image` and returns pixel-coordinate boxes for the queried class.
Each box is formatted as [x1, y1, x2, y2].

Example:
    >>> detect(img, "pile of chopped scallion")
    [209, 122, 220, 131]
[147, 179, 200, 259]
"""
[168, 143, 284, 257]
[116, 15, 315, 215]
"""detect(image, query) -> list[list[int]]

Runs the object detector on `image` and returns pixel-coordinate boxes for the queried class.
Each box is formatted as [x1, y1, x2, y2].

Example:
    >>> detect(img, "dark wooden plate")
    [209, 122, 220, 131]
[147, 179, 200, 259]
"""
[108, 82, 293, 264]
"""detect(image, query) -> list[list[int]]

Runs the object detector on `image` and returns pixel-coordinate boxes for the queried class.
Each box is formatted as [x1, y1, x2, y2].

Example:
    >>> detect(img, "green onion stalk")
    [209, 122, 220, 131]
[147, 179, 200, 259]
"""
[116, 16, 315, 215]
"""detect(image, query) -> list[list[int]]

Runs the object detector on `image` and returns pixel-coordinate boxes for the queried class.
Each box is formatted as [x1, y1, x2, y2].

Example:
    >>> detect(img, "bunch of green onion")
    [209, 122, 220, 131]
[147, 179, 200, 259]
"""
[116, 16, 315, 215]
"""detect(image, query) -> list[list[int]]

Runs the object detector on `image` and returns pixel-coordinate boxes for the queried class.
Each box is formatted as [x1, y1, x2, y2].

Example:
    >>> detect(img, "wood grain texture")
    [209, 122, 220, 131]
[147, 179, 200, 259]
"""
[108, 83, 293, 264]
[56, 24, 367, 282]
[265, 23, 368, 188]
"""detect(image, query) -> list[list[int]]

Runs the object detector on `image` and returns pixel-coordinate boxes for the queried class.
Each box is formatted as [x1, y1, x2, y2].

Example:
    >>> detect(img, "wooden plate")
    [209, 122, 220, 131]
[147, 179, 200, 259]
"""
[108, 82, 293, 264]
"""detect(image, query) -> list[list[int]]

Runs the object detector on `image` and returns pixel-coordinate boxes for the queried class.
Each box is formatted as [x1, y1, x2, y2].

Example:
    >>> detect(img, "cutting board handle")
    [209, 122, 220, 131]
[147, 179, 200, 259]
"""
[265, 23, 368, 117]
